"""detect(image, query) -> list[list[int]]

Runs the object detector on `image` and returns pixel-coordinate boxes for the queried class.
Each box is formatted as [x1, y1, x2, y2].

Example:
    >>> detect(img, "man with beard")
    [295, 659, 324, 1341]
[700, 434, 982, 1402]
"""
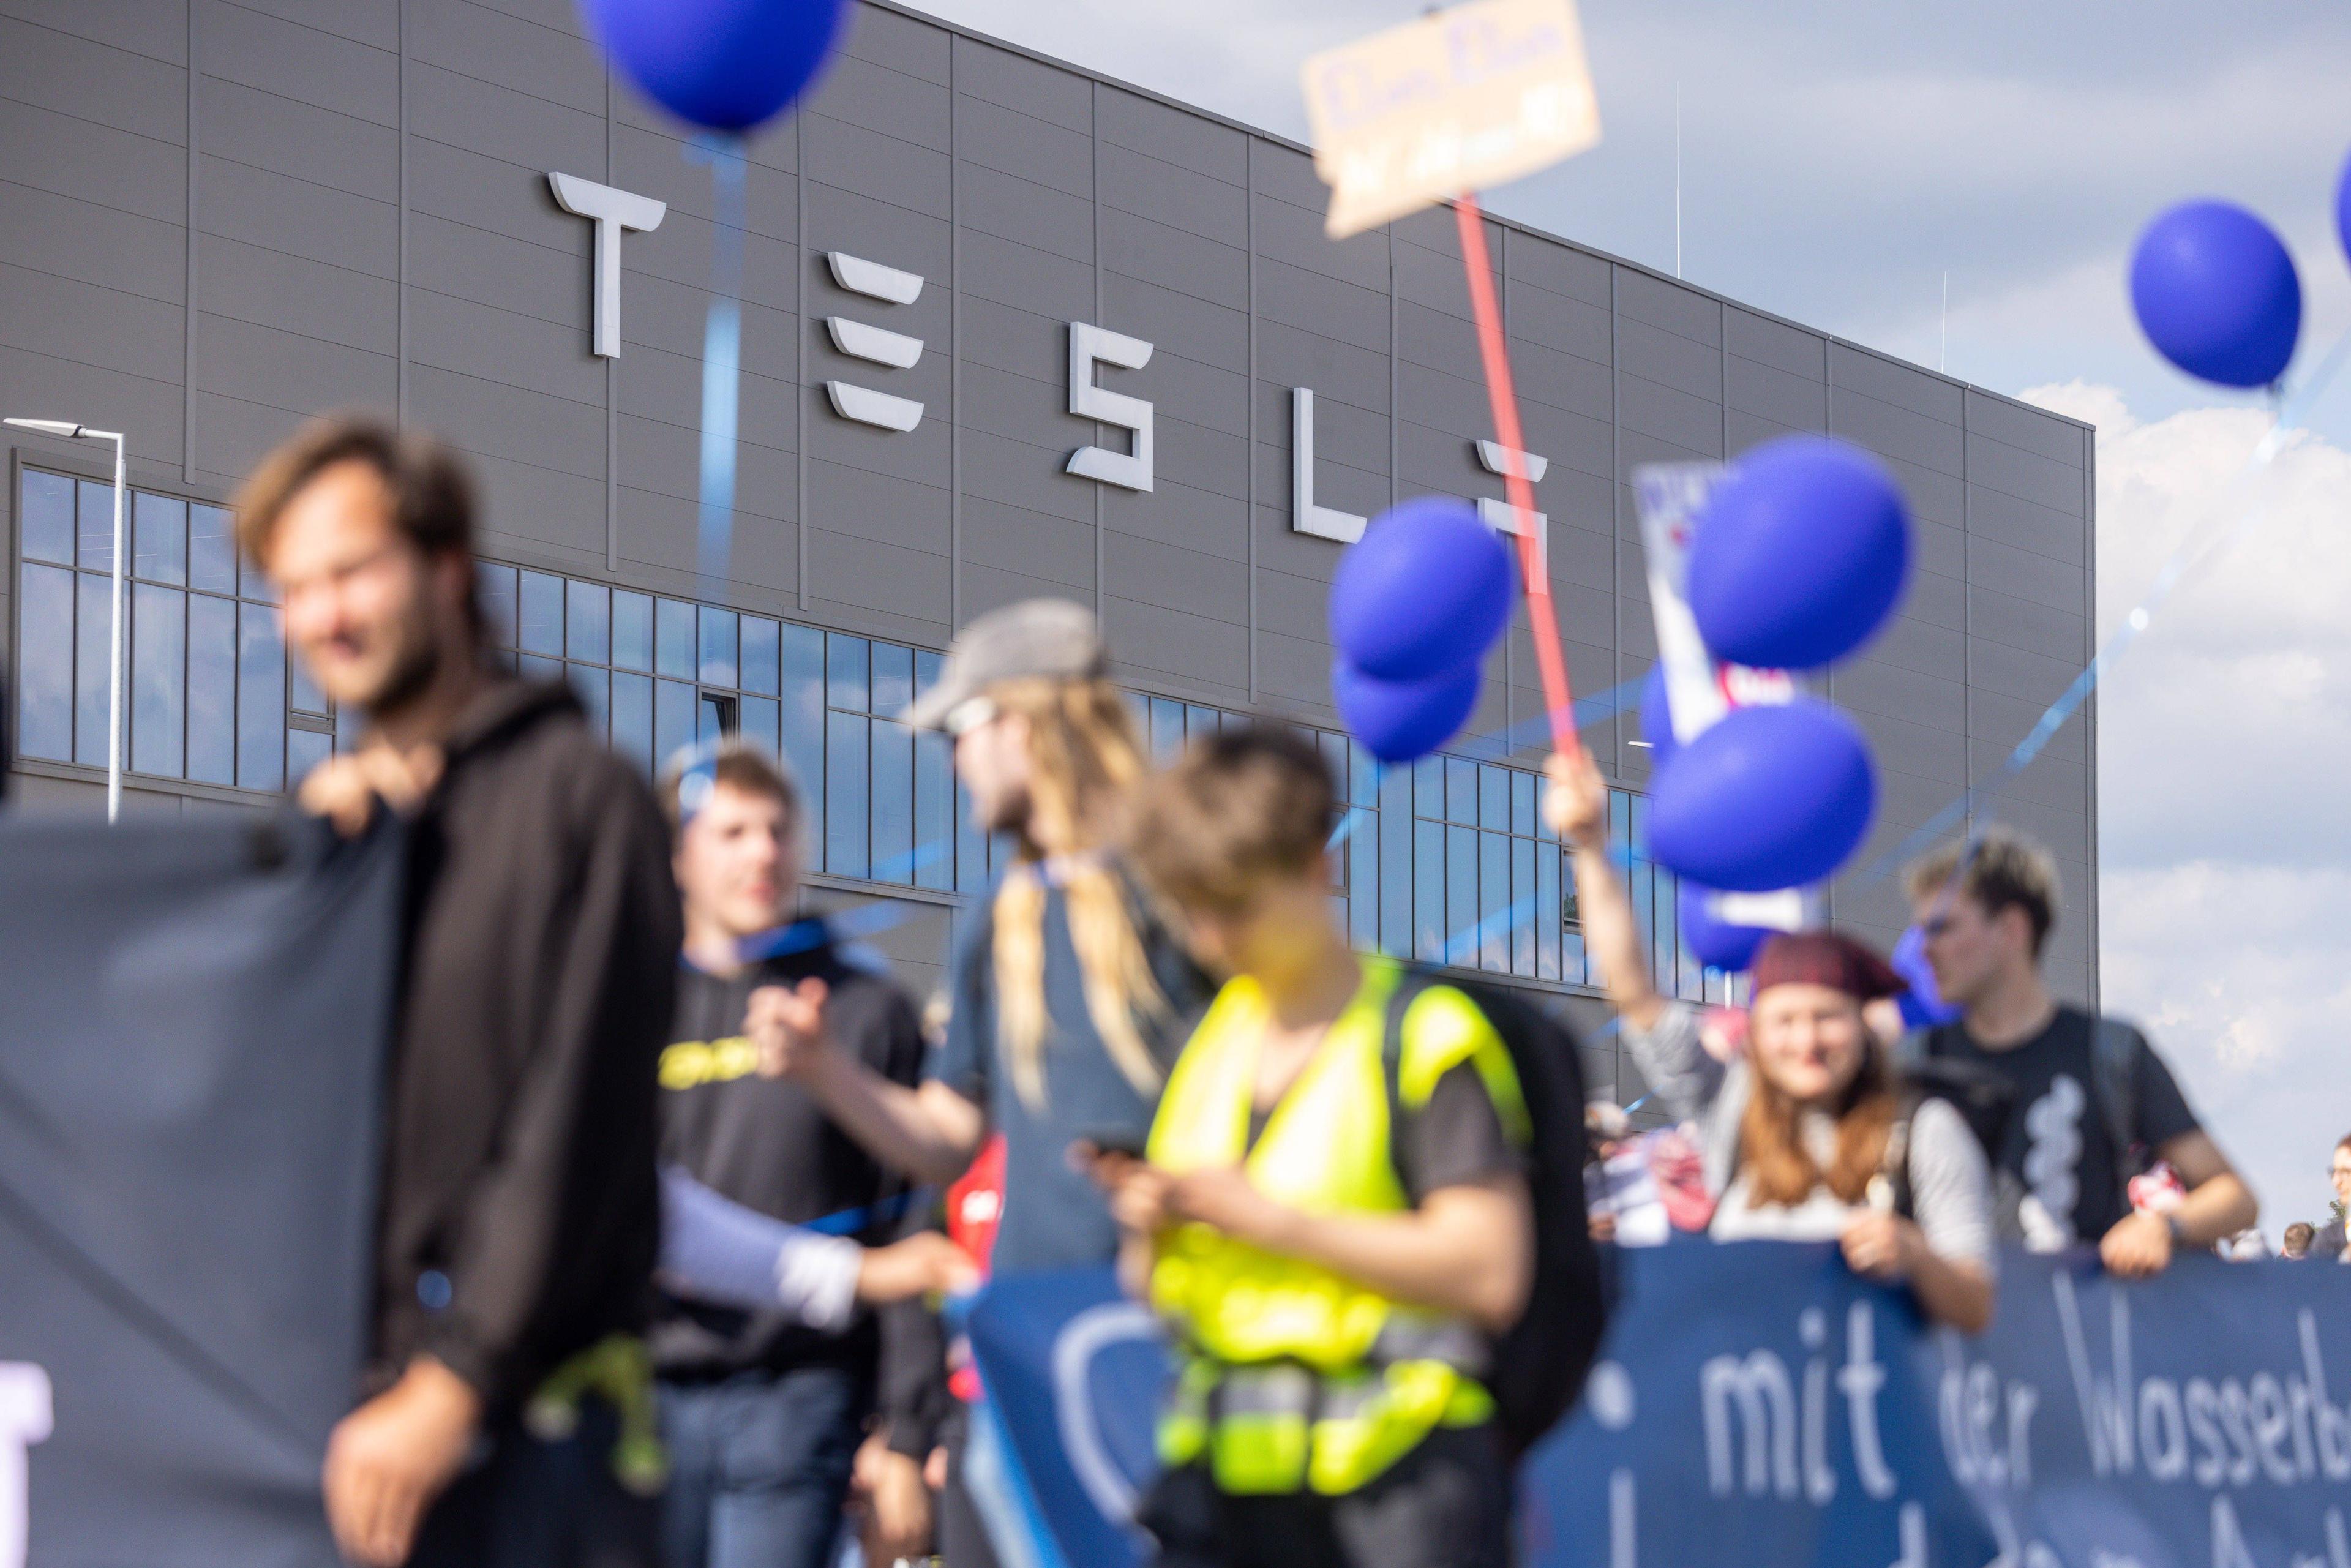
[239, 416, 679, 1568]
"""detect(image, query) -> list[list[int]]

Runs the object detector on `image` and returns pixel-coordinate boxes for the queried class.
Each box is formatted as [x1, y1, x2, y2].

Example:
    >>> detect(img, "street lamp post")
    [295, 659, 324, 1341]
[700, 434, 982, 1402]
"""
[6, 418, 128, 822]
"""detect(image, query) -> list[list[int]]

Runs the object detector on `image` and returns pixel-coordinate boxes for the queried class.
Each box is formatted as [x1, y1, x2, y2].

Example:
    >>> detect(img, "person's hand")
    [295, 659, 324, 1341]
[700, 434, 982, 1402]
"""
[1166, 1166, 1293, 1249]
[1589, 1210, 1618, 1244]
[2101, 1210, 2175, 1278]
[745, 977, 832, 1079]
[857, 1231, 980, 1304]
[1840, 1210, 1924, 1282]
[320, 1357, 481, 1567]
[298, 745, 443, 837]
[853, 1435, 933, 1566]
[1074, 1144, 1176, 1237]
[1543, 748, 1608, 850]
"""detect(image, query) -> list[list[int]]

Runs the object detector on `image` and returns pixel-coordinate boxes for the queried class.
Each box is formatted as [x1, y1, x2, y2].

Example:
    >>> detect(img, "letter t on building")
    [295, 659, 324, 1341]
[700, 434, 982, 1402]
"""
[549, 173, 668, 358]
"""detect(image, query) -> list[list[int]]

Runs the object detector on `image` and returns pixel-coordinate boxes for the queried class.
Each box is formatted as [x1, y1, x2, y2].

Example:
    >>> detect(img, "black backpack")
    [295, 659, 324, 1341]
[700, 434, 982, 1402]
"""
[1380, 969, 1610, 1461]
[1878, 1055, 2015, 1220]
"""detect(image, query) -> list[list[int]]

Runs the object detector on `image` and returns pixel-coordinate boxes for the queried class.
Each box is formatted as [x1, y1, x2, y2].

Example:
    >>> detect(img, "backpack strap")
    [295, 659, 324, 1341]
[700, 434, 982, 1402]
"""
[2090, 1015, 2143, 1189]
[1875, 1086, 1924, 1220]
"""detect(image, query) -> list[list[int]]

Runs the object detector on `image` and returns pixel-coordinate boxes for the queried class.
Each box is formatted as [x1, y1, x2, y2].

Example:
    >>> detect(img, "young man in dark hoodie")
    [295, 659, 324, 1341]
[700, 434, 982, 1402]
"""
[241, 416, 680, 1568]
[653, 742, 945, 1568]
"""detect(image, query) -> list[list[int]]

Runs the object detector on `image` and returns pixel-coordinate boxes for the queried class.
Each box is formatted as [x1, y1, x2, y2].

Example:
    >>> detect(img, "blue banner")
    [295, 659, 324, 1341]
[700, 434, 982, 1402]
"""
[965, 1241, 2351, 1568]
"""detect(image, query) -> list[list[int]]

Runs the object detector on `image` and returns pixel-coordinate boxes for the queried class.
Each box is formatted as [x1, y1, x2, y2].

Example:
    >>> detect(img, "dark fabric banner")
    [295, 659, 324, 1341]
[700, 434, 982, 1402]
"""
[0, 814, 402, 1568]
[966, 1243, 2351, 1568]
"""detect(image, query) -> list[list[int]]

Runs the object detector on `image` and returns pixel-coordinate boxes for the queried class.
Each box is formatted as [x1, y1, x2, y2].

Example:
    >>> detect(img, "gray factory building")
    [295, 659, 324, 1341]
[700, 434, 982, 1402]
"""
[0, 0, 2099, 1097]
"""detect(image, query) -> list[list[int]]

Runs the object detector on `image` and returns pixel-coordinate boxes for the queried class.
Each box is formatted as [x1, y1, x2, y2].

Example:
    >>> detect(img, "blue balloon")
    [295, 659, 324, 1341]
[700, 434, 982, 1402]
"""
[1646, 699, 1877, 893]
[2128, 200, 2301, 389]
[1329, 496, 1513, 682]
[1891, 924, 1961, 1029]
[1688, 436, 1910, 670]
[1638, 663, 1679, 771]
[582, 0, 846, 133]
[1678, 882, 1771, 973]
[2337, 146, 2351, 269]
[1331, 657, 1481, 763]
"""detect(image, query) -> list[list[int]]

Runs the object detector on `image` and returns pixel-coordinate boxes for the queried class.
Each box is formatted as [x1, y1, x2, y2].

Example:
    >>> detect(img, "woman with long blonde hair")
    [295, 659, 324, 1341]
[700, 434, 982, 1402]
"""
[753, 599, 1208, 1263]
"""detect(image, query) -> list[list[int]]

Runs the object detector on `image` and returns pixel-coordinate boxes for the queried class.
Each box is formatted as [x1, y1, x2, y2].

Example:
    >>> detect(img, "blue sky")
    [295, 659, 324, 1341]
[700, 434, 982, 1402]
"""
[910, 0, 2351, 1237]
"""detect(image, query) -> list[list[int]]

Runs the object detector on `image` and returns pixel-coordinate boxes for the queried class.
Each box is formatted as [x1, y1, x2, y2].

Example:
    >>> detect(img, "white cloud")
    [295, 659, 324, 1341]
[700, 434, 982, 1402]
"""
[2019, 380, 2351, 1236]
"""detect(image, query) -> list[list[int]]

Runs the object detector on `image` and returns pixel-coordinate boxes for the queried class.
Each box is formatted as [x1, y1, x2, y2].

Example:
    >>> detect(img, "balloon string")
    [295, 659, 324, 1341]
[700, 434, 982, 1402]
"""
[1862, 324, 2351, 883]
[1455, 192, 1580, 757]
[694, 135, 749, 590]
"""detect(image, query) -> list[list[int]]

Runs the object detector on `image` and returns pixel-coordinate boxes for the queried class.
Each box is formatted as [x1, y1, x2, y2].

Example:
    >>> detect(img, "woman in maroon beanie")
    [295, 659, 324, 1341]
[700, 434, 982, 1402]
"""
[1546, 749, 1995, 1332]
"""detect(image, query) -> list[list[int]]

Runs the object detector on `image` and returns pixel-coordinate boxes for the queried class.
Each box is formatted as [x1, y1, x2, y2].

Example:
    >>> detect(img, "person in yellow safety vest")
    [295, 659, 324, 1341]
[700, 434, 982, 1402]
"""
[1082, 725, 1532, 1568]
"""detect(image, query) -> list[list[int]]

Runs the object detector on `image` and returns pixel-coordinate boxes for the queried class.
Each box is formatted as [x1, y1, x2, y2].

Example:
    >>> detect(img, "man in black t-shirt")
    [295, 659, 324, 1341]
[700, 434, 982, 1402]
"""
[654, 745, 940, 1568]
[1906, 828, 2255, 1275]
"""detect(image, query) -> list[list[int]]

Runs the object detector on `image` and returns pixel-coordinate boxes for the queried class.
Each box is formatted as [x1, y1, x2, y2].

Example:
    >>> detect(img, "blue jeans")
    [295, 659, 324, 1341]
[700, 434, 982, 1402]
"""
[659, 1366, 867, 1568]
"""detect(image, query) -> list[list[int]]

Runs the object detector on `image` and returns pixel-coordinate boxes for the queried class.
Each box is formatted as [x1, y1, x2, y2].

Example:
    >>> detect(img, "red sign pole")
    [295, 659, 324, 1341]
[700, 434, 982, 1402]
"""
[1453, 190, 1581, 759]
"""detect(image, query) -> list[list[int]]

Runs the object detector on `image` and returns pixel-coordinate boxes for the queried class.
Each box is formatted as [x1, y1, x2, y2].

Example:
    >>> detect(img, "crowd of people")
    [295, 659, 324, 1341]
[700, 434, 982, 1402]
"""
[233, 412, 2309, 1568]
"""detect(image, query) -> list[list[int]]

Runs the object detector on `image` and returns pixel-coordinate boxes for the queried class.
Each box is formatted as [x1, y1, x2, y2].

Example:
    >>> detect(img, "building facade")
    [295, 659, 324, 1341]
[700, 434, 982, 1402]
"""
[0, 0, 2100, 1097]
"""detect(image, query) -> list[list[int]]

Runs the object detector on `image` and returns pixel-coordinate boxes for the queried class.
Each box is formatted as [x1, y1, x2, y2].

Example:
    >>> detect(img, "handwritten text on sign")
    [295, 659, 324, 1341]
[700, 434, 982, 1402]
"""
[1300, 0, 1601, 239]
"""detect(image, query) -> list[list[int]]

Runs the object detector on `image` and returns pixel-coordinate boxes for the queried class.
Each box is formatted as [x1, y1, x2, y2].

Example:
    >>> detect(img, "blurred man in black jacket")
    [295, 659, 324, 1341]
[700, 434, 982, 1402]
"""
[241, 416, 679, 1568]
[654, 743, 942, 1568]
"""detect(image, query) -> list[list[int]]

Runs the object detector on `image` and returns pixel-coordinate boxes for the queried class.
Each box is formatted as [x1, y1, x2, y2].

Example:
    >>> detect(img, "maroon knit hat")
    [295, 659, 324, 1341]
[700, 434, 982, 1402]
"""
[1750, 931, 1903, 1003]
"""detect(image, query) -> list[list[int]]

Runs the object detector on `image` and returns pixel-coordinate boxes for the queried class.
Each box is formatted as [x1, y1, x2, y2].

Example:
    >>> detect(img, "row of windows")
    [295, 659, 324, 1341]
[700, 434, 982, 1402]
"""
[10, 467, 1735, 1005]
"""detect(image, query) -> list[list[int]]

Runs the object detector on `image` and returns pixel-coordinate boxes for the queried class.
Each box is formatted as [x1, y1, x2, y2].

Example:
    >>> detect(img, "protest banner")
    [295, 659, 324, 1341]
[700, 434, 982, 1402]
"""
[967, 1244, 2351, 1568]
[0, 816, 400, 1566]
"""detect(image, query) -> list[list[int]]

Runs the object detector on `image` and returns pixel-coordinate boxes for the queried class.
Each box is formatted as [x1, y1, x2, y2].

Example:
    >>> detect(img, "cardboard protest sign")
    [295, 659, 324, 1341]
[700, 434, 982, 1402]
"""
[1300, 0, 1601, 239]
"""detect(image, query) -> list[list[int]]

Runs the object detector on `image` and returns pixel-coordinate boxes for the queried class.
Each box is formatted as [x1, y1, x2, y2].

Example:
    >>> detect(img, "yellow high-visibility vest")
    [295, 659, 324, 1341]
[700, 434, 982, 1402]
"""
[1146, 956, 1527, 1495]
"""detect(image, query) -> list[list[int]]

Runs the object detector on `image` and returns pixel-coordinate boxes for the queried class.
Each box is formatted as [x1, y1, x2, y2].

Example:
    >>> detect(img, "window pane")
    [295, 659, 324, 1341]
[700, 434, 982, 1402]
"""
[740, 694, 779, 760]
[290, 650, 328, 716]
[779, 621, 825, 827]
[1349, 741, 1378, 809]
[915, 648, 943, 698]
[568, 662, 609, 735]
[656, 599, 695, 678]
[518, 653, 561, 683]
[699, 607, 738, 688]
[654, 678, 696, 768]
[1511, 836, 1536, 976]
[740, 616, 779, 696]
[698, 692, 730, 746]
[1479, 764, 1509, 831]
[915, 728, 954, 891]
[519, 570, 563, 657]
[336, 695, 362, 754]
[1187, 703, 1220, 741]
[1480, 830, 1510, 972]
[75, 573, 112, 767]
[827, 634, 868, 712]
[131, 583, 184, 778]
[871, 716, 912, 882]
[187, 593, 236, 784]
[871, 641, 912, 719]
[567, 580, 609, 664]
[239, 529, 278, 602]
[190, 503, 236, 594]
[612, 671, 653, 771]
[133, 492, 187, 585]
[1536, 838, 1561, 981]
[1379, 763, 1414, 957]
[957, 780, 988, 895]
[78, 479, 116, 572]
[827, 710, 869, 877]
[1512, 770, 1535, 836]
[613, 590, 653, 671]
[237, 601, 285, 789]
[1445, 757, 1477, 825]
[17, 563, 73, 759]
[21, 470, 73, 565]
[476, 563, 518, 648]
[1349, 806, 1379, 950]
[288, 726, 331, 786]
[1414, 820, 1444, 962]
[1446, 824, 1477, 968]
[1150, 697, 1183, 762]
[1414, 756, 1442, 819]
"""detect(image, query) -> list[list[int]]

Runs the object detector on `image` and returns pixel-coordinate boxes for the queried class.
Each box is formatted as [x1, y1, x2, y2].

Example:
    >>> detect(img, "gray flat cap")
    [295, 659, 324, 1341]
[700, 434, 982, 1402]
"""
[902, 597, 1109, 730]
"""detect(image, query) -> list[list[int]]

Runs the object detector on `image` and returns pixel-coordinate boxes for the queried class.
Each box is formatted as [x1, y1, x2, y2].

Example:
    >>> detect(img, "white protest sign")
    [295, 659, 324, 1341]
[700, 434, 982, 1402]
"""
[1300, 0, 1602, 240]
[0, 1365, 51, 1568]
[1633, 462, 1806, 927]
